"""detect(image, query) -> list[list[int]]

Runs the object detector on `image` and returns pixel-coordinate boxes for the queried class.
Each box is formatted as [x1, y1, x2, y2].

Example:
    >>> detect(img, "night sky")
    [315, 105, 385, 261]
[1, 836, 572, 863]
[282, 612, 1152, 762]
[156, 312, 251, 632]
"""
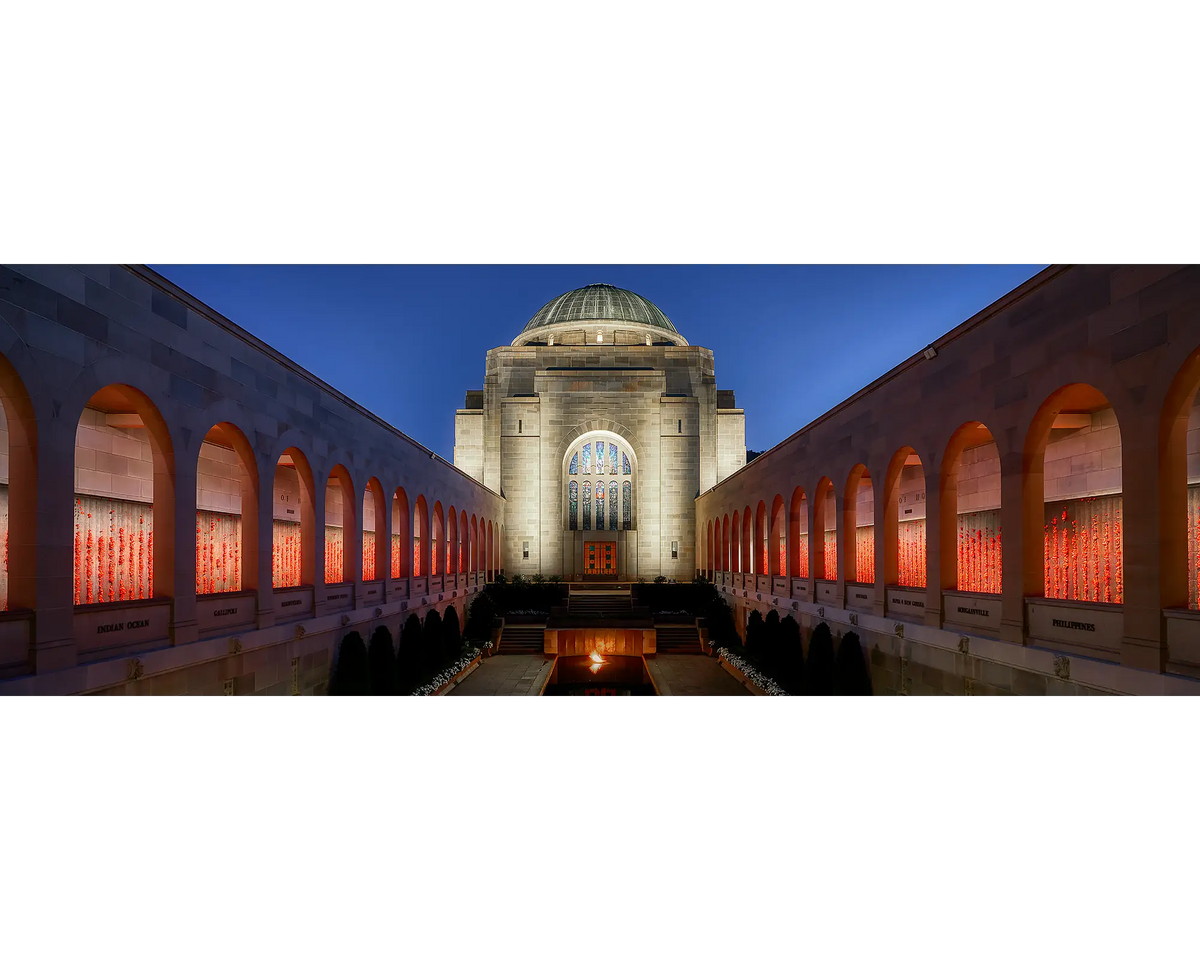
[149, 265, 1046, 458]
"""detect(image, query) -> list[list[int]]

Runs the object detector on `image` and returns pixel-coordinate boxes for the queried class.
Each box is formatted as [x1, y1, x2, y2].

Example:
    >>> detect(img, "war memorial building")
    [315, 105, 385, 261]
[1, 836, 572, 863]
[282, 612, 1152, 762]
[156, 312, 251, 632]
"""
[3, 263, 1200, 694]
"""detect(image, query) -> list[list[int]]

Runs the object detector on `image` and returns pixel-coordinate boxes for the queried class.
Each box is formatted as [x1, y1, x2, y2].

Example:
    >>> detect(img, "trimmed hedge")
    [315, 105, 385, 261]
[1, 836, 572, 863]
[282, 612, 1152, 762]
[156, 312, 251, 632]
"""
[330, 630, 369, 695]
[368, 625, 396, 695]
[442, 606, 463, 667]
[834, 631, 873, 695]
[805, 622, 836, 695]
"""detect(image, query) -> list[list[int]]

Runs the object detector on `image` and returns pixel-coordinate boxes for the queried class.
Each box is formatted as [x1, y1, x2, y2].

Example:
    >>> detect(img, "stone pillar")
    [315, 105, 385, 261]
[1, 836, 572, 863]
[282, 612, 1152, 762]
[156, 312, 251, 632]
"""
[170, 463, 198, 647]
[923, 471, 944, 629]
[1000, 452, 1027, 646]
[312, 482, 327, 615]
[833, 493, 846, 608]
[382, 488, 397, 604]
[1120, 419, 1166, 670]
[254, 462, 275, 630]
[351, 484, 366, 608]
[873, 485, 888, 617]
[34, 418, 78, 672]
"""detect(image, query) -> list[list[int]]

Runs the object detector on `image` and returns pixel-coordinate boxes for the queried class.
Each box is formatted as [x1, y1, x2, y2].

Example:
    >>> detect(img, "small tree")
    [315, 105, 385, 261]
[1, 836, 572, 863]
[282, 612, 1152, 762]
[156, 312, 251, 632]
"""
[780, 615, 805, 694]
[745, 609, 765, 660]
[464, 591, 495, 642]
[396, 613, 423, 693]
[422, 609, 444, 677]
[704, 595, 737, 649]
[805, 622, 836, 695]
[442, 605, 463, 667]
[367, 625, 396, 695]
[763, 609, 782, 678]
[834, 631, 873, 695]
[330, 631, 369, 695]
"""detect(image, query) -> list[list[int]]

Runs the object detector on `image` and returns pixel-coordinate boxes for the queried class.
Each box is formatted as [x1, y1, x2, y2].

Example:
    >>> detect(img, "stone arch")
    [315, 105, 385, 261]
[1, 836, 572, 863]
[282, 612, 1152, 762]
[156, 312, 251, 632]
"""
[940, 421, 1001, 594]
[391, 486, 410, 579]
[447, 505, 459, 577]
[730, 510, 741, 573]
[459, 509, 469, 573]
[770, 494, 786, 577]
[882, 446, 926, 589]
[362, 476, 386, 581]
[196, 421, 260, 594]
[1023, 383, 1123, 603]
[0, 350, 37, 613]
[559, 426, 640, 532]
[414, 495, 430, 577]
[432, 500, 445, 576]
[741, 504, 753, 575]
[813, 476, 836, 581]
[722, 513, 730, 573]
[471, 514, 479, 576]
[754, 500, 768, 576]
[324, 463, 357, 584]
[844, 464, 873, 584]
[555, 417, 647, 469]
[72, 382, 177, 603]
[1160, 346, 1200, 610]
[788, 486, 809, 579]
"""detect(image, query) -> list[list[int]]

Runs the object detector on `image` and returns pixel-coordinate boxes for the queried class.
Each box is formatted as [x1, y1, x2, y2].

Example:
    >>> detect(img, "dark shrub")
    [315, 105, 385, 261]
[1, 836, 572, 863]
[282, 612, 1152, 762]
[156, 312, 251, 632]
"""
[834, 631, 873, 695]
[422, 609, 443, 676]
[464, 592, 495, 642]
[805, 622, 836, 695]
[780, 615, 805, 694]
[442, 605, 463, 666]
[762, 609, 782, 677]
[396, 613, 423, 693]
[368, 625, 396, 695]
[703, 595, 737, 649]
[745, 609, 765, 659]
[330, 630, 369, 695]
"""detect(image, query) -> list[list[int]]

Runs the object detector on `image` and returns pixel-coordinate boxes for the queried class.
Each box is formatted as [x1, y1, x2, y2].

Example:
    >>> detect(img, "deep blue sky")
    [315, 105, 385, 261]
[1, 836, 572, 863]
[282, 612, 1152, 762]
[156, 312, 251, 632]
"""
[150, 265, 1046, 458]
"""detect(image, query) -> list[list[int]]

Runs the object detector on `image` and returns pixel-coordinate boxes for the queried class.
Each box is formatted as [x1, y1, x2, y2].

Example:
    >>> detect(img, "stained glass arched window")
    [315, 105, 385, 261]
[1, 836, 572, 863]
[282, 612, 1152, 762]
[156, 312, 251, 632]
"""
[565, 436, 636, 532]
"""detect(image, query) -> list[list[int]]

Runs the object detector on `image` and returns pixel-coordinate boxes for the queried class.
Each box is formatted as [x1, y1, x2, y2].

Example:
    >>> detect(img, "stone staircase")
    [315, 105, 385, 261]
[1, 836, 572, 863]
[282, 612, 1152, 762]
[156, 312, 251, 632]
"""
[499, 625, 545, 655]
[655, 624, 701, 655]
[567, 590, 633, 619]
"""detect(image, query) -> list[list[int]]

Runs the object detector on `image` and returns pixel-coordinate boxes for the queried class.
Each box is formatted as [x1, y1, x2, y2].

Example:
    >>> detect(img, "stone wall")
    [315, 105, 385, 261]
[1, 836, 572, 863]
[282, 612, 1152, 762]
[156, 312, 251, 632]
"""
[716, 407, 746, 483]
[453, 408, 483, 483]
[0, 263, 503, 692]
[697, 264, 1200, 684]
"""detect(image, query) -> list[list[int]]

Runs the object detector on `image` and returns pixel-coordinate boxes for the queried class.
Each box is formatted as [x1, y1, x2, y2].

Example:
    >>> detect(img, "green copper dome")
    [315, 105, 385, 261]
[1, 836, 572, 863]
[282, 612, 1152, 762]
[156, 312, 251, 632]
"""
[523, 283, 678, 335]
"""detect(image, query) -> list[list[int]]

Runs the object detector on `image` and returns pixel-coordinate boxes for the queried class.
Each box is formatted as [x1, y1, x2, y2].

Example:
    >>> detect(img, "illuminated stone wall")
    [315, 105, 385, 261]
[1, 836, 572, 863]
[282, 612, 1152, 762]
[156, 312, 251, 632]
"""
[460, 339, 738, 581]
[0, 263, 502, 692]
[697, 265, 1200, 685]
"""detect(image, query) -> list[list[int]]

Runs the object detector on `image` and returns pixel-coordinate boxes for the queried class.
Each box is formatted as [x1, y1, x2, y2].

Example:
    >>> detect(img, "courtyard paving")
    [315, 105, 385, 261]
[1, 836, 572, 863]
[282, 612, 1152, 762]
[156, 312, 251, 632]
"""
[646, 655, 751, 696]
[449, 653, 750, 695]
[448, 655, 554, 696]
